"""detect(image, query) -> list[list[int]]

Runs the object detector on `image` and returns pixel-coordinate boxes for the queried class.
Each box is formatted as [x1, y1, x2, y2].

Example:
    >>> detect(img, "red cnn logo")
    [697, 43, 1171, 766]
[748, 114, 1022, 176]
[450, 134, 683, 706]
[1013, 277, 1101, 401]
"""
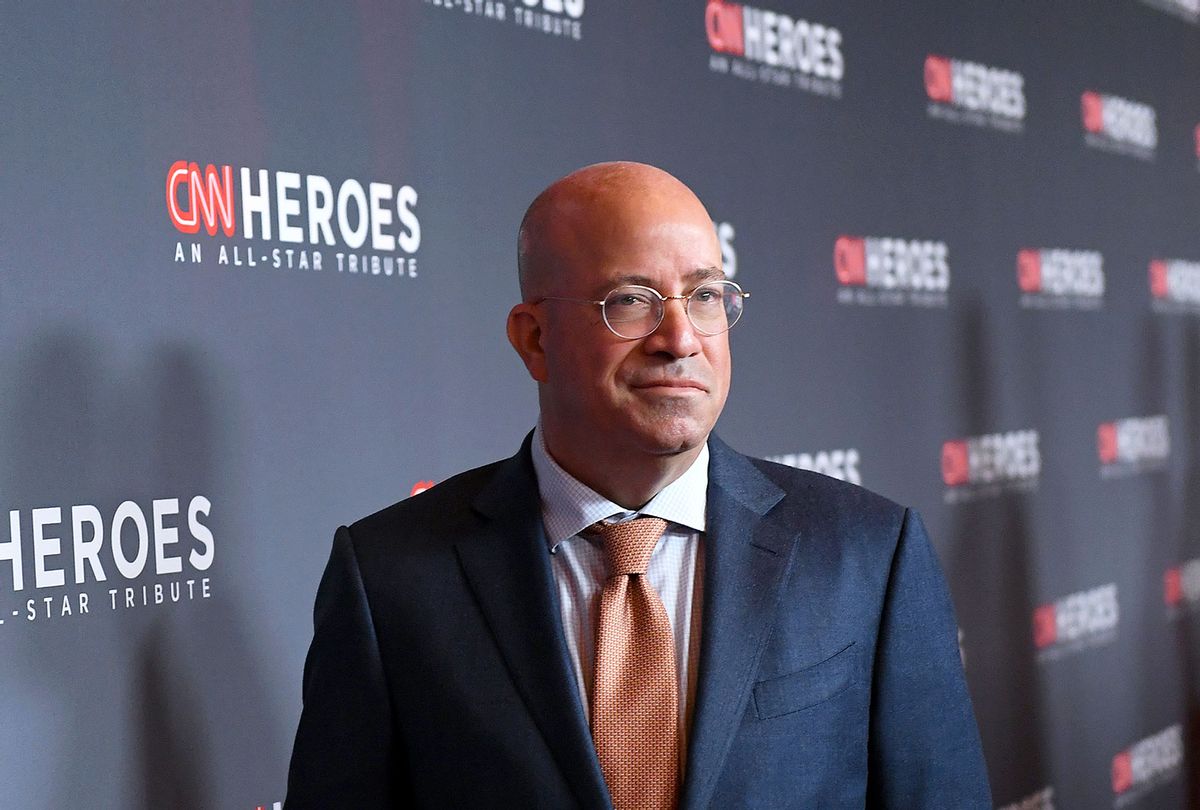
[1165, 567, 1183, 606]
[834, 236, 866, 286]
[1112, 750, 1133, 794]
[1017, 249, 1042, 293]
[1097, 422, 1118, 464]
[1032, 604, 1057, 649]
[1081, 91, 1105, 133]
[924, 55, 953, 103]
[166, 161, 236, 237]
[410, 480, 436, 496]
[1149, 259, 1169, 299]
[705, 0, 744, 56]
[940, 440, 970, 487]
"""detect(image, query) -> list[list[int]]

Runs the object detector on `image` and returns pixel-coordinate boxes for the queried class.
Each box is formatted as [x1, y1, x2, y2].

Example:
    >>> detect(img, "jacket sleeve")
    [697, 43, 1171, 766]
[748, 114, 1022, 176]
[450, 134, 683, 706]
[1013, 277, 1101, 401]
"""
[285, 525, 408, 809]
[865, 508, 992, 808]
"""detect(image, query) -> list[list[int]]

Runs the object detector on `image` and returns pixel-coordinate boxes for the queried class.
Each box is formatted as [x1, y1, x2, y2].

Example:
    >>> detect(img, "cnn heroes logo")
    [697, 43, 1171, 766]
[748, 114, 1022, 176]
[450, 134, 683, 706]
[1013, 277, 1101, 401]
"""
[715, 221, 738, 278]
[1081, 91, 1158, 160]
[1164, 557, 1200, 617]
[997, 786, 1055, 810]
[410, 480, 437, 497]
[1033, 582, 1119, 661]
[0, 497, 214, 627]
[924, 54, 1025, 133]
[1138, 0, 1200, 24]
[1017, 249, 1104, 310]
[764, 448, 861, 485]
[705, 1, 843, 98]
[835, 235, 949, 308]
[167, 161, 421, 280]
[1098, 415, 1170, 478]
[1112, 724, 1183, 805]
[942, 430, 1040, 503]
[1149, 258, 1200, 313]
[423, 0, 583, 40]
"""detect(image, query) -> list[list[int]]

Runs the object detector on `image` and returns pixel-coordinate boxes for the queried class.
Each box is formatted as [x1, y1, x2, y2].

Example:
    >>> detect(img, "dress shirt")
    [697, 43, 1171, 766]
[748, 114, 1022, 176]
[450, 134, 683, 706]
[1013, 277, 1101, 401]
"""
[530, 424, 707, 771]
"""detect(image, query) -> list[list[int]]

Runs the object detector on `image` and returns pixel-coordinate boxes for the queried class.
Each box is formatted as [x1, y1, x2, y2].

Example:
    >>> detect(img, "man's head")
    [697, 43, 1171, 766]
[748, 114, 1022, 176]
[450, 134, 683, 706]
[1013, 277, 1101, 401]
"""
[507, 162, 733, 487]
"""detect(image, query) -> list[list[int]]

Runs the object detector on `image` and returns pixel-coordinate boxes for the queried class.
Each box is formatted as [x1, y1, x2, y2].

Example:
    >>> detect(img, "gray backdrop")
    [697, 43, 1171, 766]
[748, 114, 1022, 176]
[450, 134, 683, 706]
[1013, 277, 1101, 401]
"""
[3, 1, 1199, 808]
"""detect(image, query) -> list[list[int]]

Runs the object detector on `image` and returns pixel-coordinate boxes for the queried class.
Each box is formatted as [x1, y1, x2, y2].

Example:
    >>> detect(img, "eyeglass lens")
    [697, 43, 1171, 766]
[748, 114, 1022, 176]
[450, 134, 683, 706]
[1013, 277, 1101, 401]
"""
[601, 281, 744, 339]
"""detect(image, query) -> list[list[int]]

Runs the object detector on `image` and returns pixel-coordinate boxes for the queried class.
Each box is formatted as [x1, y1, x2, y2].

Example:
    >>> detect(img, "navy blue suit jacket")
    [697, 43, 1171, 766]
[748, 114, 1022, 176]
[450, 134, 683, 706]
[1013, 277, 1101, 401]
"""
[286, 435, 991, 808]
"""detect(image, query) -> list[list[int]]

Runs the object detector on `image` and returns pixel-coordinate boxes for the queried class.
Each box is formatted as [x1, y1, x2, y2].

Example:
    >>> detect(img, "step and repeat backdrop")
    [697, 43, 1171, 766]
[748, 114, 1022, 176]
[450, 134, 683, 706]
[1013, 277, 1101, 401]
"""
[3, 1, 1200, 807]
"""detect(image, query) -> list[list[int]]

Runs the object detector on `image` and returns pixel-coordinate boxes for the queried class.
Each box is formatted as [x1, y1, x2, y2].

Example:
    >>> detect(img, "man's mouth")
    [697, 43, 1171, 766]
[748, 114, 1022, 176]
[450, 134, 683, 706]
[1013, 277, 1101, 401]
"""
[631, 379, 708, 392]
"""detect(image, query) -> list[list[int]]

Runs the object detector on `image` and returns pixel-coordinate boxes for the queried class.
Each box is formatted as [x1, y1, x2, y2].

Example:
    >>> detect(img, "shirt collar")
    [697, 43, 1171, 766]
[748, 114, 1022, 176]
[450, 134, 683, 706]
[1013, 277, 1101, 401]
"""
[530, 422, 709, 551]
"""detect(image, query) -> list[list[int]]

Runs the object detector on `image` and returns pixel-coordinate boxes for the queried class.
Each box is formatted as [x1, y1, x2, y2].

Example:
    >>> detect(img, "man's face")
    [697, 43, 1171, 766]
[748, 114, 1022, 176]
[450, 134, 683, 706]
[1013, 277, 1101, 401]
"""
[536, 195, 732, 463]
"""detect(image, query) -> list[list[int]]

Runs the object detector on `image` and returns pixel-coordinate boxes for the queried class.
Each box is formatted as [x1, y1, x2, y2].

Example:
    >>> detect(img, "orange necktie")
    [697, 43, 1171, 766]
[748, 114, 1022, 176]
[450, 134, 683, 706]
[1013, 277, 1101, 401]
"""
[587, 516, 679, 810]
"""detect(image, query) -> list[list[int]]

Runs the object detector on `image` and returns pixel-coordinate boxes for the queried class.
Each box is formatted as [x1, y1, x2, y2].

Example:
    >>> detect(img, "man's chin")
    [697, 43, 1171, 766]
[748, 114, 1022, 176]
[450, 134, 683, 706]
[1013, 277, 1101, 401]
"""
[631, 420, 713, 457]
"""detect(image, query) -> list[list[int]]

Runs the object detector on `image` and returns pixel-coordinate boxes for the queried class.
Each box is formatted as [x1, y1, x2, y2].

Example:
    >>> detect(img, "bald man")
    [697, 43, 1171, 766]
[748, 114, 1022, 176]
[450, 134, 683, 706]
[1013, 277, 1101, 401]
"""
[286, 163, 991, 809]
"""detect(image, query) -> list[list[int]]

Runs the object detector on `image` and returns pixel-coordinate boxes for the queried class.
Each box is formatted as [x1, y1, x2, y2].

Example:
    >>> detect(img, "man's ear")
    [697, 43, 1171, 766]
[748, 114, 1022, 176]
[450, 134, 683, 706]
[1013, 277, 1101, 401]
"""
[507, 303, 549, 383]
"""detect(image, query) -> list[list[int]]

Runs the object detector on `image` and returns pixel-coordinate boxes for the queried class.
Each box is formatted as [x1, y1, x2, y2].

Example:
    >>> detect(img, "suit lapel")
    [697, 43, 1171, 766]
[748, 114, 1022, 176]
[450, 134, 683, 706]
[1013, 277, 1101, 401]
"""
[453, 434, 801, 809]
[455, 436, 611, 810]
[682, 437, 796, 810]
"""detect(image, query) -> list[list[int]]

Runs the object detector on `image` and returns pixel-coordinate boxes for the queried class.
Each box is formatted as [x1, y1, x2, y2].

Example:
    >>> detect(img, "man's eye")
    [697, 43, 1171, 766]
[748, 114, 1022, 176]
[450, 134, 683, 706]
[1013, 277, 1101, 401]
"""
[614, 294, 652, 307]
[693, 289, 719, 303]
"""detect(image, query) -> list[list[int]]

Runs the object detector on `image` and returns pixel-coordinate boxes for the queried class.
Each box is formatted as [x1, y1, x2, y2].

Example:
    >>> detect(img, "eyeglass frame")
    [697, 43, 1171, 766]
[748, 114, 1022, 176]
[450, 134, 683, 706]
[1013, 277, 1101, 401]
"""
[531, 279, 750, 340]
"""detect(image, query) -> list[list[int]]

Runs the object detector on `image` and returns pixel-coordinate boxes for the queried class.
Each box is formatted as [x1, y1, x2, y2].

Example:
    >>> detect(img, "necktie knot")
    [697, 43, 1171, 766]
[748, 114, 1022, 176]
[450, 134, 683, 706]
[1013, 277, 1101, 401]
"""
[587, 516, 668, 577]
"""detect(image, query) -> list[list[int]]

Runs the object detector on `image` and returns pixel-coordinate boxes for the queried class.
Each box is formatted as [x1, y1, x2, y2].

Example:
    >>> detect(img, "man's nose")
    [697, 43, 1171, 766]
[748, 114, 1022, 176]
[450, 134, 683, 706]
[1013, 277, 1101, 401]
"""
[644, 297, 702, 358]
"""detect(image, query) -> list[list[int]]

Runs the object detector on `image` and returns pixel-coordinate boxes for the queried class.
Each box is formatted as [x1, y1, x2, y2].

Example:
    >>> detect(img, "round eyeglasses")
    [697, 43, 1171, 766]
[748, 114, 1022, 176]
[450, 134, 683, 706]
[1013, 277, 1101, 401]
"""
[534, 280, 750, 339]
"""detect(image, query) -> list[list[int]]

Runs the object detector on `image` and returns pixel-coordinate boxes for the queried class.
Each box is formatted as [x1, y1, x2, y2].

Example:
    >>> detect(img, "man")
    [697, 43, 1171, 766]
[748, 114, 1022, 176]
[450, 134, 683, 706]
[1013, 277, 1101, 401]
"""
[286, 162, 991, 808]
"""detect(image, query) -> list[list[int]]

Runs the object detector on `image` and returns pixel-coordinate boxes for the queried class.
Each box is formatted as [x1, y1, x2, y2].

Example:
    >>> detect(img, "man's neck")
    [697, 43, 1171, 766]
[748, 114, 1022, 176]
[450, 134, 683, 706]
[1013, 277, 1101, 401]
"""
[539, 428, 705, 510]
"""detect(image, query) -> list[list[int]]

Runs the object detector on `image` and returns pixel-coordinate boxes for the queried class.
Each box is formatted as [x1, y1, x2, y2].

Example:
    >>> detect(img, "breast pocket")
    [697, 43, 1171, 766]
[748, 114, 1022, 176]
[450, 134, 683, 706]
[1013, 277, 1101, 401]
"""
[752, 642, 856, 720]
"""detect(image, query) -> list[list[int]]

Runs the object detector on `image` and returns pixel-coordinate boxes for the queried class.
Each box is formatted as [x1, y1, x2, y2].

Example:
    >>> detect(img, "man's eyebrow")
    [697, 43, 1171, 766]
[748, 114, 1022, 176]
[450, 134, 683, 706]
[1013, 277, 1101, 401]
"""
[687, 266, 726, 283]
[591, 267, 726, 297]
[603, 274, 656, 290]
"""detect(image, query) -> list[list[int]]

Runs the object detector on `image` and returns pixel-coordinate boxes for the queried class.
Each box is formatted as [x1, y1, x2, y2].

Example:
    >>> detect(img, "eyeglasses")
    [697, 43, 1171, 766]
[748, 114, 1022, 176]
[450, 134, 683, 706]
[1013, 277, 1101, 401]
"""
[534, 280, 750, 339]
